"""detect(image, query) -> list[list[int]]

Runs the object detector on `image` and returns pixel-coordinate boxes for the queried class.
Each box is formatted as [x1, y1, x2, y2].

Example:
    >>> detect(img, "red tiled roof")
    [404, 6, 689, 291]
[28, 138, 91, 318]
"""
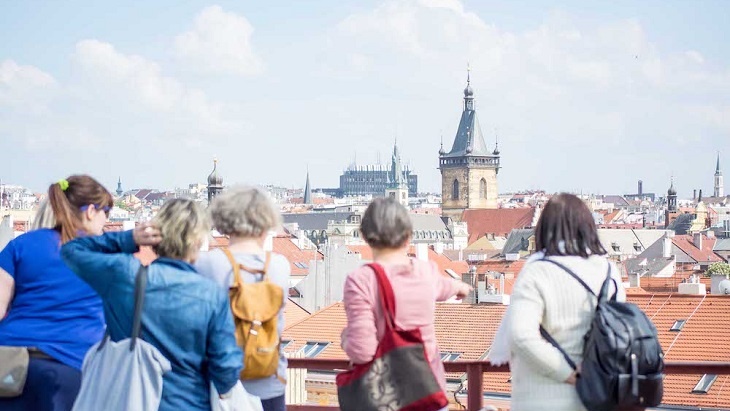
[272, 237, 322, 276]
[672, 234, 722, 263]
[603, 210, 620, 224]
[284, 298, 311, 330]
[12, 221, 27, 233]
[461, 208, 535, 244]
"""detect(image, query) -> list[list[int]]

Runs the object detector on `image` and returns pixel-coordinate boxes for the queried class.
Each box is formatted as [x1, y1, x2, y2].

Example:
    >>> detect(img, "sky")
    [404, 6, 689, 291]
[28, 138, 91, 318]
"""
[1, 0, 729, 197]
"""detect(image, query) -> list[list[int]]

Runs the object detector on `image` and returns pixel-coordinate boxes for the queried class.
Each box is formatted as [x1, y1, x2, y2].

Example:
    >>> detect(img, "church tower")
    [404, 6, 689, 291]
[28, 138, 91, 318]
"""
[303, 169, 312, 205]
[207, 158, 223, 204]
[116, 177, 123, 197]
[715, 152, 724, 198]
[439, 69, 500, 221]
[385, 141, 409, 207]
[665, 178, 678, 229]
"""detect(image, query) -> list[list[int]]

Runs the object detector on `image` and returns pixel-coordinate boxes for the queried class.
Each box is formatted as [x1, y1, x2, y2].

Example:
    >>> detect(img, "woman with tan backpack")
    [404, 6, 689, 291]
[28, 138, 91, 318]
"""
[196, 186, 291, 411]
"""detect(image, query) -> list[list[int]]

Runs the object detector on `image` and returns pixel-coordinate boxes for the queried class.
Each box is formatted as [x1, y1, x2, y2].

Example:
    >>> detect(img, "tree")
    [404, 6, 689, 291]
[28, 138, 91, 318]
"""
[705, 262, 730, 277]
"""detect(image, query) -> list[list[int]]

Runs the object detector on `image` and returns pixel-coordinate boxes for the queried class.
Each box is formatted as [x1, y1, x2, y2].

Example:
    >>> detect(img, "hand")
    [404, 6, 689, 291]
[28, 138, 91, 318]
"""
[565, 364, 581, 385]
[133, 223, 162, 247]
[455, 281, 473, 299]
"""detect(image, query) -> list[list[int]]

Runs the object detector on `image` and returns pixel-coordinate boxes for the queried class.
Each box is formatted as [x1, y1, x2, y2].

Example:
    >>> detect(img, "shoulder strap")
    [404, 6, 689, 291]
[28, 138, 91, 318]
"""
[540, 258, 596, 296]
[221, 248, 243, 287]
[236, 252, 271, 283]
[130, 265, 148, 351]
[367, 263, 397, 331]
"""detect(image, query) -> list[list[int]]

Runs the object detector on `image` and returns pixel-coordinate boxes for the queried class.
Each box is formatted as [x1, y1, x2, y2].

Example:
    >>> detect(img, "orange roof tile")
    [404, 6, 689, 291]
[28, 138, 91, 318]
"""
[284, 298, 311, 330]
[272, 237, 323, 276]
[461, 209, 535, 244]
[672, 234, 722, 263]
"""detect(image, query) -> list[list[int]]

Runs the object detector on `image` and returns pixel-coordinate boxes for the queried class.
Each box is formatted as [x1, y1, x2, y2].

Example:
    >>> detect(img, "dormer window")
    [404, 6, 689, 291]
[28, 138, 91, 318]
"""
[633, 242, 642, 252]
[611, 242, 620, 252]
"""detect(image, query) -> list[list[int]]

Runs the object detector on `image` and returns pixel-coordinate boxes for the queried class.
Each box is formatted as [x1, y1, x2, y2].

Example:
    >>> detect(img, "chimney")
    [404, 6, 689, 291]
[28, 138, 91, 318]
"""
[415, 243, 428, 261]
[434, 241, 445, 254]
[638, 180, 643, 196]
[499, 273, 505, 295]
[693, 232, 703, 250]
[693, 189, 697, 201]
[629, 272, 641, 288]
[662, 234, 672, 258]
[698, 189, 703, 202]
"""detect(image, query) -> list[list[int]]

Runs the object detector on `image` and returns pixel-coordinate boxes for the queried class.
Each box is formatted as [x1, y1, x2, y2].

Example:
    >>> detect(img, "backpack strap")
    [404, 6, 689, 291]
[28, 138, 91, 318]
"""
[221, 248, 244, 288]
[536, 258, 613, 373]
[540, 258, 596, 297]
[222, 249, 271, 285]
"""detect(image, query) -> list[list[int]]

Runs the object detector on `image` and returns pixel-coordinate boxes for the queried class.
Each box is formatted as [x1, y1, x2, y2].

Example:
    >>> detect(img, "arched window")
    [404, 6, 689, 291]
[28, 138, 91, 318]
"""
[480, 178, 488, 199]
[452, 179, 459, 200]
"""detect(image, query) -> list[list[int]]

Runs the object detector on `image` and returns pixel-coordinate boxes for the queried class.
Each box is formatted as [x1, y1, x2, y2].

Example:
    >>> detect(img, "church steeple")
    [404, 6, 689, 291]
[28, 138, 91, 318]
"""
[439, 66, 500, 218]
[207, 157, 223, 204]
[116, 176, 123, 197]
[303, 168, 312, 204]
[715, 152, 724, 197]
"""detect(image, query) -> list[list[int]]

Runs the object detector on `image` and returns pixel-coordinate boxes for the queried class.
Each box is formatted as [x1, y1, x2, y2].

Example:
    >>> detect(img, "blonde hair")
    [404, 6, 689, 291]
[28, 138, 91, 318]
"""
[152, 199, 210, 260]
[31, 200, 56, 231]
[209, 186, 281, 238]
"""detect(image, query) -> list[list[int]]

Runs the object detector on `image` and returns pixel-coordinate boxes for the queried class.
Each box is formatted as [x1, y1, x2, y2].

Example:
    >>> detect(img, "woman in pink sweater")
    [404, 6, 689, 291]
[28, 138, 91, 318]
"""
[341, 197, 471, 396]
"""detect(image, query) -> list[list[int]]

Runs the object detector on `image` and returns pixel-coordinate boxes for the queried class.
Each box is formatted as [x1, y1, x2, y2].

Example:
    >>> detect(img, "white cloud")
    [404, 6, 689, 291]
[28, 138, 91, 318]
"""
[174, 5, 263, 76]
[0, 59, 57, 109]
[74, 39, 230, 134]
[327, 0, 730, 192]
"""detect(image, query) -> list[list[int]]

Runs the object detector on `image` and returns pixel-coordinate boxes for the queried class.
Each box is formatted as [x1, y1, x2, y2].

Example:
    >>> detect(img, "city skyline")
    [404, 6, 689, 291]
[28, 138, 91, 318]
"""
[1, 0, 729, 196]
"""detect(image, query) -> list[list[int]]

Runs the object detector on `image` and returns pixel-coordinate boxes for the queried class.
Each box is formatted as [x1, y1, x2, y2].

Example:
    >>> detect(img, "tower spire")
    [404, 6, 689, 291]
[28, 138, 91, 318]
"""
[717, 152, 722, 174]
[303, 168, 312, 205]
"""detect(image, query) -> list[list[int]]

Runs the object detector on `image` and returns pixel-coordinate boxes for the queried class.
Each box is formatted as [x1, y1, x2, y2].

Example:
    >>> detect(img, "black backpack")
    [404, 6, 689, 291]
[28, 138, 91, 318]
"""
[540, 259, 664, 411]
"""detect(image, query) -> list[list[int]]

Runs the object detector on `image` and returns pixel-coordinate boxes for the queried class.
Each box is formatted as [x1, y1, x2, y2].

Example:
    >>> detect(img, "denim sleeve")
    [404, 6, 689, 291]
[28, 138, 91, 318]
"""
[206, 287, 243, 394]
[60, 231, 140, 297]
[0, 240, 16, 277]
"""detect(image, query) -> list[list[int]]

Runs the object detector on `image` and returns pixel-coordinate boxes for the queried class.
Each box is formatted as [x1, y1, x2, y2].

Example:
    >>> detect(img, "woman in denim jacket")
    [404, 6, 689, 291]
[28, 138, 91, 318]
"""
[61, 199, 242, 410]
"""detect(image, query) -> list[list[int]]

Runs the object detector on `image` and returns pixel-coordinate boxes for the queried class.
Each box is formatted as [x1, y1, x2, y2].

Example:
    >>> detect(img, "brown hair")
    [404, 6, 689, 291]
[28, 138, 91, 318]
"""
[48, 175, 113, 243]
[535, 193, 606, 258]
[360, 197, 413, 249]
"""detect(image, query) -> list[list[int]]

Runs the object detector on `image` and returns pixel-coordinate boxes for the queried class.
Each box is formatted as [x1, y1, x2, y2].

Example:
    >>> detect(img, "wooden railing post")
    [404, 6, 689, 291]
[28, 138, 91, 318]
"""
[466, 362, 484, 411]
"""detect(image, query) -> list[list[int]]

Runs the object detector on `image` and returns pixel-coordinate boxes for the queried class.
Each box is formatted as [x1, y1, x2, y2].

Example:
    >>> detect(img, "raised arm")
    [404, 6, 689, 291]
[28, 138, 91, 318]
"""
[508, 265, 575, 383]
[431, 262, 472, 301]
[341, 271, 378, 364]
[206, 288, 243, 395]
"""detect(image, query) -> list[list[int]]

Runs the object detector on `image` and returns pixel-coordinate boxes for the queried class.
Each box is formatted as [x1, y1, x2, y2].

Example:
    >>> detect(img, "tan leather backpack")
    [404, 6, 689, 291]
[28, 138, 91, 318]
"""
[222, 249, 284, 381]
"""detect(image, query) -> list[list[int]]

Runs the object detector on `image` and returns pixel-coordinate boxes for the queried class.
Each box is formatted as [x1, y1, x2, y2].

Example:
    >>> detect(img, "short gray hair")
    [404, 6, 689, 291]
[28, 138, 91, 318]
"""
[360, 197, 412, 249]
[209, 186, 281, 238]
[152, 199, 210, 260]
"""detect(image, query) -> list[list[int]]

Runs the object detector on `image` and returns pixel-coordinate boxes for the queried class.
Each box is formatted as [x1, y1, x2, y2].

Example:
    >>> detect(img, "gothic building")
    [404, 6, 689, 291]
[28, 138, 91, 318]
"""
[338, 143, 417, 197]
[439, 70, 500, 221]
[207, 158, 223, 204]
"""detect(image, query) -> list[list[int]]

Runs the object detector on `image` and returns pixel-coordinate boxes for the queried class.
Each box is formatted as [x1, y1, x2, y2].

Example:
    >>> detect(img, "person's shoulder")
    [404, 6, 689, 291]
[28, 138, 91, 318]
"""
[14, 228, 58, 244]
[268, 252, 291, 272]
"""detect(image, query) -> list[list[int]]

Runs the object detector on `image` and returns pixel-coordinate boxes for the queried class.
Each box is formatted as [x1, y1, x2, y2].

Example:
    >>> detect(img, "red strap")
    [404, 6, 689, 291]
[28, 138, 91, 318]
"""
[367, 263, 397, 331]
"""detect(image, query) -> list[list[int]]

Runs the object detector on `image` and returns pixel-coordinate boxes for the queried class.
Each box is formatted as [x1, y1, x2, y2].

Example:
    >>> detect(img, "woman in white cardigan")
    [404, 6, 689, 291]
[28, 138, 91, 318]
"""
[506, 193, 626, 411]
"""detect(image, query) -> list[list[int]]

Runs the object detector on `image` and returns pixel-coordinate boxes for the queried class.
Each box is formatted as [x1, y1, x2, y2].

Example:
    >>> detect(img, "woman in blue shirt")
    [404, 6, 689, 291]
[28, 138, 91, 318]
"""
[61, 198, 243, 411]
[0, 175, 112, 411]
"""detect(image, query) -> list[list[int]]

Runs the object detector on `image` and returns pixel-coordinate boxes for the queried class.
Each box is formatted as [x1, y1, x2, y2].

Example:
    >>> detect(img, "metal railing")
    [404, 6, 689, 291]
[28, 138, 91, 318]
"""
[286, 359, 730, 411]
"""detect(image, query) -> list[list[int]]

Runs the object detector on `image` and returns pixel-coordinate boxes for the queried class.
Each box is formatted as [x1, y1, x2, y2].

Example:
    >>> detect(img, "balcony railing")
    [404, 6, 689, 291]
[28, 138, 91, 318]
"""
[286, 358, 730, 411]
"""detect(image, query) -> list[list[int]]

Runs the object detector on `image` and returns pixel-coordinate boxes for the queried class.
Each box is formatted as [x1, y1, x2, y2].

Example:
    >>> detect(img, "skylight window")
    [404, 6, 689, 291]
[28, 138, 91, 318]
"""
[670, 320, 686, 331]
[440, 352, 462, 362]
[692, 374, 718, 394]
[300, 342, 329, 358]
[293, 262, 308, 269]
[280, 340, 291, 350]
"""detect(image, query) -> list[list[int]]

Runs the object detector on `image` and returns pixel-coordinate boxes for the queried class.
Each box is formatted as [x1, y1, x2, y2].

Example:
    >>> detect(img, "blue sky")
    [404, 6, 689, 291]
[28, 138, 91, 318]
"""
[1, 0, 729, 196]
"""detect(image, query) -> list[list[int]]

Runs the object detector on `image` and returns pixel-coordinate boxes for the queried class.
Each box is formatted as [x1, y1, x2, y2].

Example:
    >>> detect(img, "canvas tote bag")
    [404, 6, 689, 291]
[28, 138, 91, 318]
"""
[336, 263, 448, 411]
[72, 266, 171, 411]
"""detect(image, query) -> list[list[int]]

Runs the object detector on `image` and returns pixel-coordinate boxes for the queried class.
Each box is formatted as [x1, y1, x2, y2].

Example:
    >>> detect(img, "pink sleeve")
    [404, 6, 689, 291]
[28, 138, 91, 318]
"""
[430, 261, 460, 301]
[341, 270, 378, 364]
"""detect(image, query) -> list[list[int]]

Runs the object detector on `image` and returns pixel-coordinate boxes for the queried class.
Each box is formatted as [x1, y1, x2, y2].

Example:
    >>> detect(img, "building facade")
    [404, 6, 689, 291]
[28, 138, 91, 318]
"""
[439, 70, 500, 221]
[339, 144, 417, 197]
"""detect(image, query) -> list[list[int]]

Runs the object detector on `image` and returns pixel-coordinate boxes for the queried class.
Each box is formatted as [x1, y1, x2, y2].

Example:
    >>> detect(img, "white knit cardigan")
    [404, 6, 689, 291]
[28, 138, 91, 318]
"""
[489, 253, 626, 411]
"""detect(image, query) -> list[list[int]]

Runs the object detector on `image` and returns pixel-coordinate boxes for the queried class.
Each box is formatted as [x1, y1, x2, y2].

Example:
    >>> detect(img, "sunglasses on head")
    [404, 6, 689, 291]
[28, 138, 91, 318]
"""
[79, 204, 112, 216]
